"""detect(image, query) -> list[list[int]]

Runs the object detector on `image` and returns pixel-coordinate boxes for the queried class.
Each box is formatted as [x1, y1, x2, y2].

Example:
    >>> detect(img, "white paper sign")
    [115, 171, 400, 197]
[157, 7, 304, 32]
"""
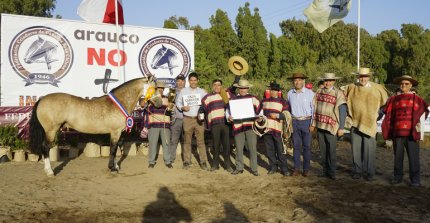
[229, 98, 255, 119]
[183, 94, 201, 106]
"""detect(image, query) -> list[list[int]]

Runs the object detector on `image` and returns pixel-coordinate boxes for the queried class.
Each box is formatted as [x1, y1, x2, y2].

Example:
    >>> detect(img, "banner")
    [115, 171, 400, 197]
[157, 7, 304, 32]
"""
[1, 14, 194, 106]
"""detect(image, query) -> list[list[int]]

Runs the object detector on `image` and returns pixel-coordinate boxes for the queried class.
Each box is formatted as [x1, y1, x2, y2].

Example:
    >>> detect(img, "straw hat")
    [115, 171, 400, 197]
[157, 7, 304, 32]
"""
[287, 72, 308, 80]
[354, 67, 374, 76]
[318, 73, 341, 80]
[393, 75, 418, 86]
[233, 79, 253, 88]
[228, 56, 249, 75]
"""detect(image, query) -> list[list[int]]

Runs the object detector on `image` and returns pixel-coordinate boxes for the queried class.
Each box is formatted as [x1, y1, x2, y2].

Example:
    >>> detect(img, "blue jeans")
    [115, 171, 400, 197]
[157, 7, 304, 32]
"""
[292, 119, 312, 171]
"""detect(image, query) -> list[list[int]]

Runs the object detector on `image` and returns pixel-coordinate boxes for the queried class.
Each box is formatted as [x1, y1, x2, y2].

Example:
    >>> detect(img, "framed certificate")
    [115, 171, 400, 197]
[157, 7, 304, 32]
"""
[229, 98, 255, 119]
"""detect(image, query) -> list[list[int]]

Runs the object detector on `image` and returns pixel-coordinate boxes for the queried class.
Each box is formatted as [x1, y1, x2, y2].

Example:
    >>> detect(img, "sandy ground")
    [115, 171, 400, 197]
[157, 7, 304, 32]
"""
[1, 139, 430, 223]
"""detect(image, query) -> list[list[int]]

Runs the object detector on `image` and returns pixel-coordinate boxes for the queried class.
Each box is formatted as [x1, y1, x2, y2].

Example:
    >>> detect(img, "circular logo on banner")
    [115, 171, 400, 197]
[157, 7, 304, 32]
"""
[139, 36, 191, 87]
[8, 26, 74, 87]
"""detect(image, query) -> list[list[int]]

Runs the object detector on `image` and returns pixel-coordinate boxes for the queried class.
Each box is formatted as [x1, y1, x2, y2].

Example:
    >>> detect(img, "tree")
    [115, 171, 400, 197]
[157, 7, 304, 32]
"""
[268, 33, 281, 77]
[209, 9, 239, 57]
[0, 0, 56, 17]
[162, 16, 190, 30]
[360, 37, 390, 83]
[235, 3, 269, 79]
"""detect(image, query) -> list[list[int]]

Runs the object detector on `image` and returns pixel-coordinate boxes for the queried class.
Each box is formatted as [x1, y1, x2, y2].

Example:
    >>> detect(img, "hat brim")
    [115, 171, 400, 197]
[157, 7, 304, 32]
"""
[393, 77, 418, 86]
[233, 83, 252, 88]
[287, 76, 308, 80]
[354, 72, 374, 76]
[267, 86, 282, 90]
[228, 56, 249, 75]
[318, 77, 341, 80]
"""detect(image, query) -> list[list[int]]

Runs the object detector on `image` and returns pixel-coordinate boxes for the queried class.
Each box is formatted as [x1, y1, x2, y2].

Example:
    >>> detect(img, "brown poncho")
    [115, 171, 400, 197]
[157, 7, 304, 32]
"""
[344, 82, 388, 137]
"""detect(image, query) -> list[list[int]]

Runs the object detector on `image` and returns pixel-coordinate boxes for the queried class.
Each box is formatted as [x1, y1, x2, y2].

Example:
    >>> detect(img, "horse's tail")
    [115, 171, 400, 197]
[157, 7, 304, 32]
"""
[29, 100, 46, 156]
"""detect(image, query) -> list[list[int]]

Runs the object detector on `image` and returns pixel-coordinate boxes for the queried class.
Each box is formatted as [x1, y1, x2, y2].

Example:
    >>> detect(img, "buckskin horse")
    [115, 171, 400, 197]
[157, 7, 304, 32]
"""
[29, 77, 160, 176]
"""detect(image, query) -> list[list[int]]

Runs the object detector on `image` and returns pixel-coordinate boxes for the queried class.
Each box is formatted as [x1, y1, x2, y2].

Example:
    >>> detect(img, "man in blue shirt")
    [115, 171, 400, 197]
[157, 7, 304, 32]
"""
[287, 73, 315, 177]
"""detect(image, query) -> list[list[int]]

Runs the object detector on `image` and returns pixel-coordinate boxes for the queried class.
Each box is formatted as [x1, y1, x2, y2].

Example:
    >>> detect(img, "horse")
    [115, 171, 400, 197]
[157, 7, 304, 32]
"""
[24, 36, 58, 70]
[150, 45, 178, 76]
[29, 77, 160, 176]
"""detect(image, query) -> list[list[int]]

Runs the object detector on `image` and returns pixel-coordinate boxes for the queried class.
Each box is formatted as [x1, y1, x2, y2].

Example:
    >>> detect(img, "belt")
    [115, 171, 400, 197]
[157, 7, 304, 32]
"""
[184, 115, 197, 119]
[292, 116, 311, 120]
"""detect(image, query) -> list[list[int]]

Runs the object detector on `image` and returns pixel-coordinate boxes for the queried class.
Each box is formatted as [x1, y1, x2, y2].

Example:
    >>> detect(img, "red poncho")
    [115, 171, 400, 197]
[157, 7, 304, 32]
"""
[382, 93, 429, 140]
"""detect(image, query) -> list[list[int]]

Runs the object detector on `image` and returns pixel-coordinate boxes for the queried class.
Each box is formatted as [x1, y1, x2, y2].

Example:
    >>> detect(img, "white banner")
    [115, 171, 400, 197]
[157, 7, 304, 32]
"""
[1, 14, 194, 106]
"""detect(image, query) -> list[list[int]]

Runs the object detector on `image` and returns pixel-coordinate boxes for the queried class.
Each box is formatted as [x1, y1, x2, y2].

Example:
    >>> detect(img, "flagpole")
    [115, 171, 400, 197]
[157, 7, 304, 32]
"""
[357, 0, 360, 71]
[114, 0, 124, 83]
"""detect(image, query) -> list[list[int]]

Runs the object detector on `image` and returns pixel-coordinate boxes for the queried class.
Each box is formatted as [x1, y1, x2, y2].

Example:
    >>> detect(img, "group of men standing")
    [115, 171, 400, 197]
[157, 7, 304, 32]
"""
[143, 66, 429, 187]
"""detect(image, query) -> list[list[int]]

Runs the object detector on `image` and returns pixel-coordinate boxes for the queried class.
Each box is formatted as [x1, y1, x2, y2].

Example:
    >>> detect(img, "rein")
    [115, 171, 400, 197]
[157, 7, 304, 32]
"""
[108, 92, 134, 133]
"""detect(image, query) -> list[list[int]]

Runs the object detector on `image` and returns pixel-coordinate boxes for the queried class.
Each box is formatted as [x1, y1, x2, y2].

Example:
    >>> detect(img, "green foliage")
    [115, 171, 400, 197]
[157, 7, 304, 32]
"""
[13, 138, 29, 151]
[163, 16, 190, 30]
[0, 126, 16, 146]
[0, 0, 56, 17]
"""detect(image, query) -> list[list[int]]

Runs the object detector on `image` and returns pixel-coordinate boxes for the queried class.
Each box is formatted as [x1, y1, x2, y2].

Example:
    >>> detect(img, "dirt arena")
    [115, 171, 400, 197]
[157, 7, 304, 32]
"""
[1, 139, 430, 223]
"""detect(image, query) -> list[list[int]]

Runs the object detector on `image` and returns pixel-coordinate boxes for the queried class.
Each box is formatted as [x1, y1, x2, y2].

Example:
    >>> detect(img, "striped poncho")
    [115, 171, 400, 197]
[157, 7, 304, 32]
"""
[312, 87, 347, 135]
[201, 91, 233, 129]
[261, 97, 289, 137]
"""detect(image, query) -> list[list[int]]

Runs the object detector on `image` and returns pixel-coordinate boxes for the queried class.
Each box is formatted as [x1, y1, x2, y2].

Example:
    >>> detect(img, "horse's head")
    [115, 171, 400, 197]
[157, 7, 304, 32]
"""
[139, 76, 162, 108]
[24, 36, 58, 70]
[150, 45, 178, 71]
[151, 45, 167, 69]
[24, 36, 57, 63]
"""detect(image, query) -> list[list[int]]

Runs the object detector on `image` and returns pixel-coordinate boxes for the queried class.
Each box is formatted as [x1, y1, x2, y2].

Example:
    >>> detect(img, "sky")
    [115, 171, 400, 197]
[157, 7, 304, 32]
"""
[55, 0, 430, 36]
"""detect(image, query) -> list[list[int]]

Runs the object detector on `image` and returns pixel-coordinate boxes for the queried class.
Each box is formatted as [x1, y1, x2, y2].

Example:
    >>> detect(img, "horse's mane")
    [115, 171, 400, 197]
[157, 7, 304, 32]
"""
[110, 77, 147, 93]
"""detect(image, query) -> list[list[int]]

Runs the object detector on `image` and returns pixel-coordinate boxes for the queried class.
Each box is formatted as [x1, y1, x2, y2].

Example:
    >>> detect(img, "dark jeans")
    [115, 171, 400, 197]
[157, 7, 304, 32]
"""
[211, 124, 231, 169]
[393, 136, 420, 184]
[317, 129, 337, 176]
[292, 119, 312, 171]
[263, 134, 288, 172]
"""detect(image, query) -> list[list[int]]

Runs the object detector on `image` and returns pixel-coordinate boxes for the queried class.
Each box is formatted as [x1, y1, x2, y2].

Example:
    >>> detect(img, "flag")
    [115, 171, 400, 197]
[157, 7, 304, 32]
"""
[303, 0, 351, 33]
[77, 0, 124, 25]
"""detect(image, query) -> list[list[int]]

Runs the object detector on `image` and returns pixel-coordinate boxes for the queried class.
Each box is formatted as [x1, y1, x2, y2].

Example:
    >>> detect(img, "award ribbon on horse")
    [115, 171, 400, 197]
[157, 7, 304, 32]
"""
[108, 92, 134, 133]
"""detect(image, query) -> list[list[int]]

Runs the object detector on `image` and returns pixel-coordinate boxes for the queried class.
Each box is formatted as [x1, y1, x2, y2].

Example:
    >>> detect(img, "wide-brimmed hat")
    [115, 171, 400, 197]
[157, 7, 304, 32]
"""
[228, 56, 249, 75]
[354, 67, 374, 76]
[318, 73, 341, 80]
[233, 79, 253, 88]
[155, 80, 166, 88]
[393, 75, 418, 86]
[287, 72, 308, 80]
[267, 80, 282, 91]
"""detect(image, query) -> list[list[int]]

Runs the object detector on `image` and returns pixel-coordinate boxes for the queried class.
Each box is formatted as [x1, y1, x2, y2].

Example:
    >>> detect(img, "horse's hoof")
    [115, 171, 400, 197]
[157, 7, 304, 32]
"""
[109, 167, 119, 173]
[45, 168, 55, 177]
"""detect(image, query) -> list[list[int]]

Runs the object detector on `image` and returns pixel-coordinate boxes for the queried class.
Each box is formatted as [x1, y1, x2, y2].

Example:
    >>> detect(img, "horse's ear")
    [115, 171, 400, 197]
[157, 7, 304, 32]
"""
[161, 45, 166, 49]
[147, 75, 154, 83]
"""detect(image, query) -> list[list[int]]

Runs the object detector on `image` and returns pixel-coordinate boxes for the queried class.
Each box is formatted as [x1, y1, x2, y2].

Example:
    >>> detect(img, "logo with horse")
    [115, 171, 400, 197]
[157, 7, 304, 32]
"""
[8, 26, 74, 87]
[139, 36, 191, 87]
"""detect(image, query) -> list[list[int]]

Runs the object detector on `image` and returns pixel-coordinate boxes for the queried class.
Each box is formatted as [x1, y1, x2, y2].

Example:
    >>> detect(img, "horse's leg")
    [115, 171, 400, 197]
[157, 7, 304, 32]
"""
[108, 131, 122, 172]
[43, 129, 58, 176]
